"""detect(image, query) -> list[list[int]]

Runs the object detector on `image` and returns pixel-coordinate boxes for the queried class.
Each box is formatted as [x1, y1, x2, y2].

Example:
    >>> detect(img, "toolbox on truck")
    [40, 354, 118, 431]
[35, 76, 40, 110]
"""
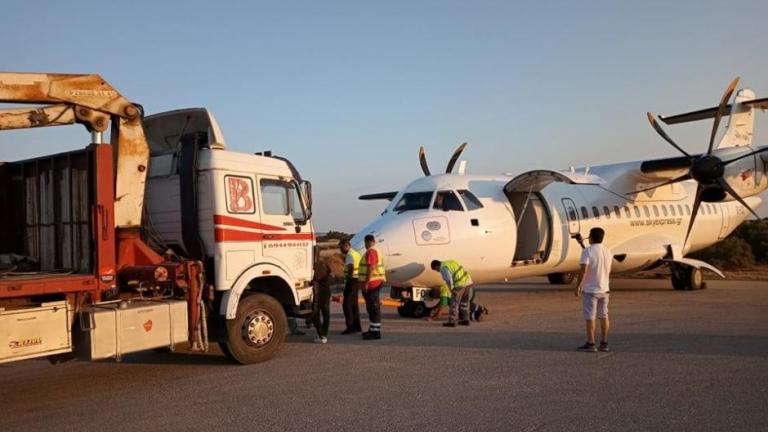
[76, 299, 188, 361]
[0, 301, 72, 364]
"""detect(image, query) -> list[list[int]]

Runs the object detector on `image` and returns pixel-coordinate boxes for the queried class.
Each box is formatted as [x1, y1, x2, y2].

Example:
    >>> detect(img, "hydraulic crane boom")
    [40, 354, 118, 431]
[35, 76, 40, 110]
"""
[0, 72, 149, 229]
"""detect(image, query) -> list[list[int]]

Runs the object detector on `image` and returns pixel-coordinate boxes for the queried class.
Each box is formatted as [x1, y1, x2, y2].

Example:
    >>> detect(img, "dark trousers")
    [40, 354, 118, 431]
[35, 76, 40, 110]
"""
[361, 285, 382, 333]
[313, 284, 331, 337]
[343, 278, 362, 332]
[449, 284, 472, 323]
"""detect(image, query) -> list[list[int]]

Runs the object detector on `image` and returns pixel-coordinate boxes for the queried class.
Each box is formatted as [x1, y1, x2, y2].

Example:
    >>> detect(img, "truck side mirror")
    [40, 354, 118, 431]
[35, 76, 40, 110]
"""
[301, 180, 313, 218]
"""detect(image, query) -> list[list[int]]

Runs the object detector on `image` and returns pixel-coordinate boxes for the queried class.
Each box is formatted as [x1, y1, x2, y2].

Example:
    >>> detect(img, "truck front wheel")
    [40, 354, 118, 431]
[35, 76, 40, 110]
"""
[223, 293, 287, 364]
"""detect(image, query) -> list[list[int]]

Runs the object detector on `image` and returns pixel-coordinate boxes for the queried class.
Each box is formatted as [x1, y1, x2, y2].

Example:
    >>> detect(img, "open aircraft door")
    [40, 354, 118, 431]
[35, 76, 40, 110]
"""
[561, 198, 581, 237]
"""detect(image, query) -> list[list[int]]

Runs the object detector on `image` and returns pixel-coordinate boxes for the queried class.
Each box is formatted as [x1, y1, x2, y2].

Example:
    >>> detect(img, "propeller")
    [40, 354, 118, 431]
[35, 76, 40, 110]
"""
[629, 77, 766, 248]
[418, 146, 431, 176]
[418, 143, 469, 176]
[446, 142, 467, 173]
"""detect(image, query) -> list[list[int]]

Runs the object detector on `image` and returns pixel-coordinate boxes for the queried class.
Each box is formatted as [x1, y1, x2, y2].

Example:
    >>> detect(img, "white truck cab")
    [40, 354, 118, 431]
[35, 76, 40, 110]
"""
[144, 108, 315, 363]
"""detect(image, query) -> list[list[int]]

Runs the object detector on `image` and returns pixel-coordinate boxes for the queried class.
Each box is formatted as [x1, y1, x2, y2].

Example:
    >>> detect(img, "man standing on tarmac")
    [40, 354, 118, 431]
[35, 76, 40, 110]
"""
[574, 227, 612, 353]
[359, 234, 386, 340]
[339, 239, 362, 335]
[431, 259, 473, 327]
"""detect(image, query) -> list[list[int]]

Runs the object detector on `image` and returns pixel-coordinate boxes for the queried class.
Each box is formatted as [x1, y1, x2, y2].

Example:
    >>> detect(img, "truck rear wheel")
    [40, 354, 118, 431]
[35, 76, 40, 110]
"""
[223, 293, 287, 364]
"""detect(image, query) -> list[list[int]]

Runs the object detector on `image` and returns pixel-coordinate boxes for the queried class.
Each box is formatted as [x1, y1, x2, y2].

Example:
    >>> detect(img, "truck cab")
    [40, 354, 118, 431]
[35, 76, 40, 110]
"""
[144, 108, 315, 363]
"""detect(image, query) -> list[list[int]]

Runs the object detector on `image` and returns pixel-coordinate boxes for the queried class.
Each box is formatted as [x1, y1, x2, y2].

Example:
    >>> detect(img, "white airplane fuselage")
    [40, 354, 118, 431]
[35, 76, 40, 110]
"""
[352, 146, 767, 289]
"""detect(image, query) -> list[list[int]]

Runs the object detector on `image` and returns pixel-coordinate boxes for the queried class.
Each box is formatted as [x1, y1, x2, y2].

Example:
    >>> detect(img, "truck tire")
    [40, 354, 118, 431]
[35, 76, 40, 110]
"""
[547, 272, 575, 285]
[223, 293, 287, 364]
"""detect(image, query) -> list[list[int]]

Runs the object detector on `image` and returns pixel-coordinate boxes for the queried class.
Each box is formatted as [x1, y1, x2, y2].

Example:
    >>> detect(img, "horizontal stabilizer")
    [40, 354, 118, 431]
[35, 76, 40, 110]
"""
[659, 97, 768, 125]
[359, 192, 398, 201]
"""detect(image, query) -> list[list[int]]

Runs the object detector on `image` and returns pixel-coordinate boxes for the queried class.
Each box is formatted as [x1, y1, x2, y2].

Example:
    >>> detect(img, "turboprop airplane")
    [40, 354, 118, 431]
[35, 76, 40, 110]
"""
[351, 77, 768, 317]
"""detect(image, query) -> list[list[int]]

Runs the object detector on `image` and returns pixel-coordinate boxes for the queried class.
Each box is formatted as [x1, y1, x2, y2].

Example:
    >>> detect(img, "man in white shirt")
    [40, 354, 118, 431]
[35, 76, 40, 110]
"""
[574, 227, 612, 353]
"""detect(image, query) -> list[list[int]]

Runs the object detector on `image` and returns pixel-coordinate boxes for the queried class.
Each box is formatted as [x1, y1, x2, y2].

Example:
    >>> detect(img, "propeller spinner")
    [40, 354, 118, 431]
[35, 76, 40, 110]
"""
[628, 77, 766, 248]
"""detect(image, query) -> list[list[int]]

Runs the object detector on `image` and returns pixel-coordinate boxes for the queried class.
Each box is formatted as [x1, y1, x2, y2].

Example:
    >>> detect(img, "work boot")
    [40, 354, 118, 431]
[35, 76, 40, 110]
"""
[458, 320, 470, 326]
[443, 322, 457, 327]
[362, 331, 381, 340]
[341, 328, 358, 335]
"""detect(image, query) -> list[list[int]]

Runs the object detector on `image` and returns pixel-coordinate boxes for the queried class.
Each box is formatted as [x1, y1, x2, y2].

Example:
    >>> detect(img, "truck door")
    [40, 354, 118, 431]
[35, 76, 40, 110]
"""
[257, 177, 313, 280]
[561, 198, 581, 236]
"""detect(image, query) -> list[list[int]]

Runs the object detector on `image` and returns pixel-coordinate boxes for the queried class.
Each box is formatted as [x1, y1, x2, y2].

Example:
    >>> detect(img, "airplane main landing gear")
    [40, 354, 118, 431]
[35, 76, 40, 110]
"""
[670, 265, 705, 290]
[547, 272, 576, 285]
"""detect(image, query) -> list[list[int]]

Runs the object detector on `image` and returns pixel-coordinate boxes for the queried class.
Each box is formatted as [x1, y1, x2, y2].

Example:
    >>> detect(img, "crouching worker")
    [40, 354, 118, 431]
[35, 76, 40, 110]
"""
[426, 284, 452, 321]
[430, 259, 473, 327]
[360, 234, 386, 340]
[311, 257, 333, 344]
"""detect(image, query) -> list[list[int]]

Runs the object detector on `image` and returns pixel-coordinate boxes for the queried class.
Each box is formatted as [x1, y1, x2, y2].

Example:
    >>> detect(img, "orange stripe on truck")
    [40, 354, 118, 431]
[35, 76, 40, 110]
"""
[214, 214, 287, 231]
[214, 228, 314, 243]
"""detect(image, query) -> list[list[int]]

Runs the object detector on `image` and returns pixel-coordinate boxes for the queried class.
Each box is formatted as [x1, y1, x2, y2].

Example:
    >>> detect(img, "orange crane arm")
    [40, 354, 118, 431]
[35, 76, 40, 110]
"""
[0, 72, 149, 229]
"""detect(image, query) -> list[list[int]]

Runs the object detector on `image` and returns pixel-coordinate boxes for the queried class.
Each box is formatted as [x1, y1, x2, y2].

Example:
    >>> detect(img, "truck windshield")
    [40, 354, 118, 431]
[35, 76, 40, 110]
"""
[394, 191, 434, 213]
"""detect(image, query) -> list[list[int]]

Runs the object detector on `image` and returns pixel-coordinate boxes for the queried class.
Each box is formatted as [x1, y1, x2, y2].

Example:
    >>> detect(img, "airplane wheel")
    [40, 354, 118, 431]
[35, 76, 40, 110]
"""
[671, 266, 703, 291]
[397, 301, 414, 318]
[411, 301, 427, 318]
[547, 272, 575, 285]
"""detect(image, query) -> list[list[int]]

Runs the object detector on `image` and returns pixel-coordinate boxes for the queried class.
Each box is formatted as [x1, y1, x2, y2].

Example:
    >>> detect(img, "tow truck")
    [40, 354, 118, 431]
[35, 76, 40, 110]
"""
[0, 73, 315, 364]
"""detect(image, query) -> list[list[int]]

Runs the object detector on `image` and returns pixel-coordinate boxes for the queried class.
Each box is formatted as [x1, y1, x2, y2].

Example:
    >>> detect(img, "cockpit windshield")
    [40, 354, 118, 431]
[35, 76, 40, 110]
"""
[394, 191, 434, 213]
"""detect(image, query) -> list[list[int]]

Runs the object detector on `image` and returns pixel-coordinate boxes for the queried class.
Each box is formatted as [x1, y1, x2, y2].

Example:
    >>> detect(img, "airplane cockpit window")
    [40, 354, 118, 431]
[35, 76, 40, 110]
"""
[433, 191, 464, 212]
[458, 190, 484, 210]
[394, 191, 434, 213]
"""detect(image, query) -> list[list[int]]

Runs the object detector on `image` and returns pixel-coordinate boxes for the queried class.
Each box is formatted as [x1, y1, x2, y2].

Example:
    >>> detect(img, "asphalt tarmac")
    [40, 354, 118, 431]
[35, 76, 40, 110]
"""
[1, 277, 766, 432]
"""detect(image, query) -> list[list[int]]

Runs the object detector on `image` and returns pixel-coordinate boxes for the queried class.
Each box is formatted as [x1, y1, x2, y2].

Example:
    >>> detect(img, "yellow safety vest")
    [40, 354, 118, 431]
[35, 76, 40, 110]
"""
[346, 249, 361, 280]
[441, 260, 472, 287]
[358, 246, 386, 282]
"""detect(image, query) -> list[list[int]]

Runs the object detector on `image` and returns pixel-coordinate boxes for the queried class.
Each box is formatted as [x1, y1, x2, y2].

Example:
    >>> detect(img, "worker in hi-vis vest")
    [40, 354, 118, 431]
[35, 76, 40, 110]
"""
[359, 234, 386, 340]
[339, 238, 362, 334]
[431, 259, 474, 327]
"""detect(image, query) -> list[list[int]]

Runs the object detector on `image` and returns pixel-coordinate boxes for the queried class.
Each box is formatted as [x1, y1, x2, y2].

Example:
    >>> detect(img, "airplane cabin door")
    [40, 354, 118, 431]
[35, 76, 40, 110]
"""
[561, 198, 580, 236]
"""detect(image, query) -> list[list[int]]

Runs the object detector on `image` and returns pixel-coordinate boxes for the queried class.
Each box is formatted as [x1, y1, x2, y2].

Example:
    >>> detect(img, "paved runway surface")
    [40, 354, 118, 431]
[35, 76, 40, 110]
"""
[2, 277, 767, 432]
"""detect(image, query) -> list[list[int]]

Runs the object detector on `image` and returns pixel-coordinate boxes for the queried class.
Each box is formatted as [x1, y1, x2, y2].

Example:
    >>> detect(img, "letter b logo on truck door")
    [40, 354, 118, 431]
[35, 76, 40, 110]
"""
[225, 176, 255, 214]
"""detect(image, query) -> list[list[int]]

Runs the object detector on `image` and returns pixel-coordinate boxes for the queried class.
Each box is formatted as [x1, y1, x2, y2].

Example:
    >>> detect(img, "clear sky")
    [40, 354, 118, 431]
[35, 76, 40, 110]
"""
[1, 0, 766, 232]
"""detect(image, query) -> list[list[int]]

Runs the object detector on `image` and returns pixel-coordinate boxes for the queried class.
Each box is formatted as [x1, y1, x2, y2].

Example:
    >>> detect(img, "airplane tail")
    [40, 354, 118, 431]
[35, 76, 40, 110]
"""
[659, 87, 767, 149]
[717, 89, 756, 149]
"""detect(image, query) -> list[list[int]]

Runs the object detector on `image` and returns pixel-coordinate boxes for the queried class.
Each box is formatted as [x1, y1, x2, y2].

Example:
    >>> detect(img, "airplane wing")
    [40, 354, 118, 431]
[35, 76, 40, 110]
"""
[359, 192, 398, 201]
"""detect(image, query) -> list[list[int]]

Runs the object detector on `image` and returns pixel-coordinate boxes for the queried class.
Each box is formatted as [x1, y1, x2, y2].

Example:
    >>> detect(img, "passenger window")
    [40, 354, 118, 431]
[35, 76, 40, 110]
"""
[614, 206, 621, 219]
[623, 206, 631, 218]
[458, 190, 484, 210]
[713, 204, 718, 214]
[633, 206, 641, 218]
[643, 206, 650, 218]
[652, 205, 659, 217]
[677, 204, 684, 216]
[592, 206, 600, 219]
[670, 205, 676, 216]
[581, 207, 589, 218]
[394, 191, 434, 213]
[433, 191, 464, 212]
[703, 204, 709, 215]
[685, 204, 691, 215]
[603, 206, 611, 219]
[261, 179, 290, 215]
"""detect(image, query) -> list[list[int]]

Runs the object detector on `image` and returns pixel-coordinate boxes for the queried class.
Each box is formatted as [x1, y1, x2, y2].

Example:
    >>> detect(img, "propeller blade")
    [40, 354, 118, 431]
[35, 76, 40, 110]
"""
[707, 77, 740, 155]
[716, 178, 761, 220]
[418, 146, 431, 176]
[445, 142, 468, 174]
[647, 112, 691, 157]
[683, 183, 704, 249]
[720, 146, 768, 167]
[626, 173, 692, 196]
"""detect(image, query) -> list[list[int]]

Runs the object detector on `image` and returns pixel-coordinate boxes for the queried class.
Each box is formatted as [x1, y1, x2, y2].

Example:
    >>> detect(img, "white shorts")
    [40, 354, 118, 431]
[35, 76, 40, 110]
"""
[583, 292, 609, 320]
